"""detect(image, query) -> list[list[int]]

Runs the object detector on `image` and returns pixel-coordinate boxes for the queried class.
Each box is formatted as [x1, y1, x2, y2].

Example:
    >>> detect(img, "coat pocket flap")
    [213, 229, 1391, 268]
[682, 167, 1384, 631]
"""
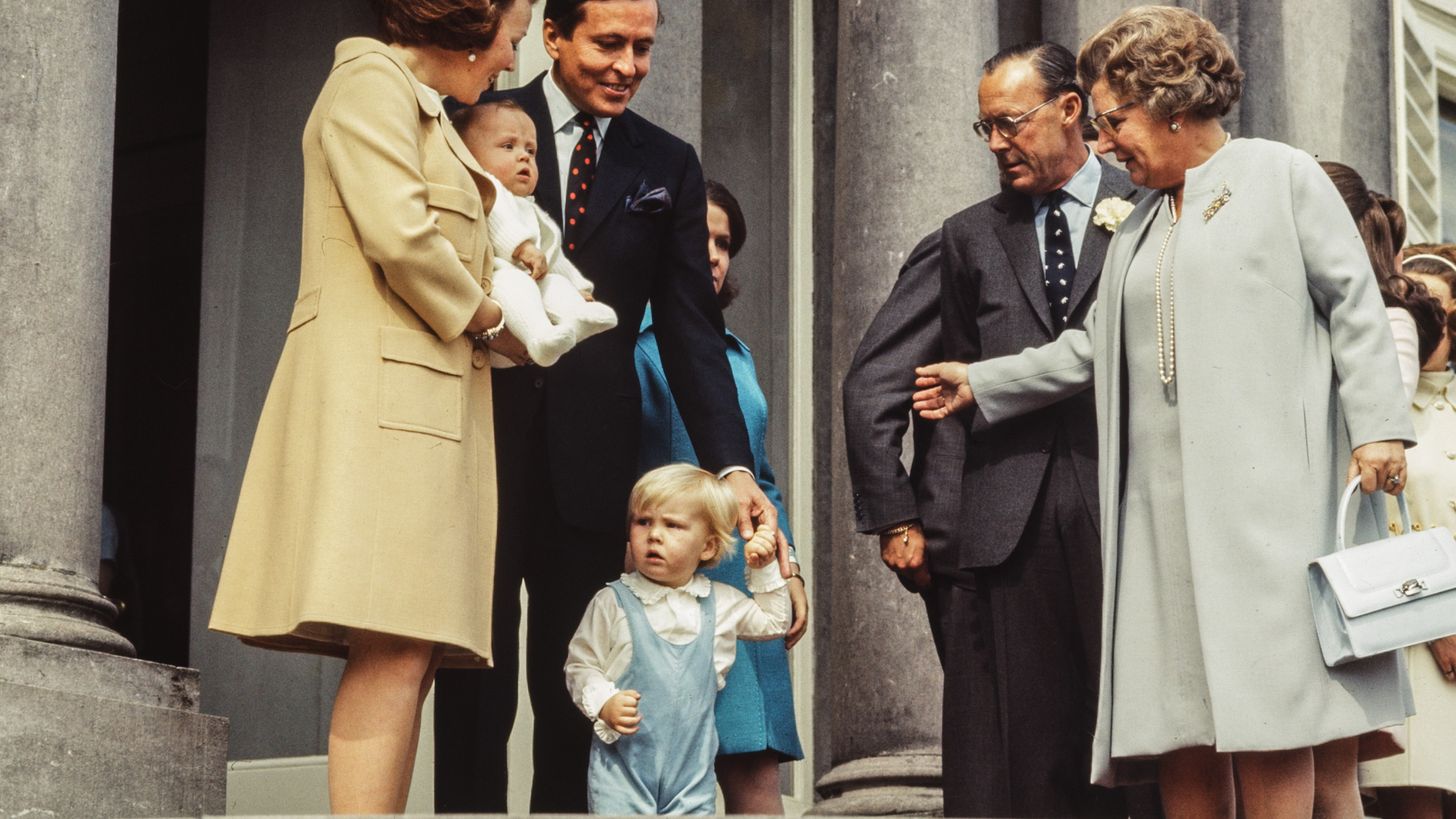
[379, 325, 462, 376]
[1312, 527, 1456, 617]
[426, 182, 480, 220]
[288, 288, 321, 331]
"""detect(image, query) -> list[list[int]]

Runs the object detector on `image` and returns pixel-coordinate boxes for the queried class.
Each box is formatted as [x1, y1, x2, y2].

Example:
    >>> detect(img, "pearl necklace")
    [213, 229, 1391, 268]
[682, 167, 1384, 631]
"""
[1154, 193, 1180, 386]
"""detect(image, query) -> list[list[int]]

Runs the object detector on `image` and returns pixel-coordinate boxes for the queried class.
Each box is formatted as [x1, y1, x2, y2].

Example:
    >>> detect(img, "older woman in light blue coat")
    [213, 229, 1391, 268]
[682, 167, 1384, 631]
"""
[915, 8, 1413, 818]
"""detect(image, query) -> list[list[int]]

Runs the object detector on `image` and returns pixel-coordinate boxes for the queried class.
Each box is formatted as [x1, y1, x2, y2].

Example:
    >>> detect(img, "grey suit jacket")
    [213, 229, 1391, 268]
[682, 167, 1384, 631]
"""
[940, 160, 1139, 570]
[843, 231, 965, 574]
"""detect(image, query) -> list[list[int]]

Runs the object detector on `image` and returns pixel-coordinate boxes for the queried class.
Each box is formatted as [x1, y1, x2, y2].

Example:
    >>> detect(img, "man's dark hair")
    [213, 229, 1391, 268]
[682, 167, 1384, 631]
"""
[544, 0, 663, 39]
[982, 41, 1087, 116]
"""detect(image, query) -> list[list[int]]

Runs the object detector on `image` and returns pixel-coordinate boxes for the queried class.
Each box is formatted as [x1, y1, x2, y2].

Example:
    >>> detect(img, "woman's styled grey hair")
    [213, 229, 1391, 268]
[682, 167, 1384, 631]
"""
[1077, 5, 1243, 120]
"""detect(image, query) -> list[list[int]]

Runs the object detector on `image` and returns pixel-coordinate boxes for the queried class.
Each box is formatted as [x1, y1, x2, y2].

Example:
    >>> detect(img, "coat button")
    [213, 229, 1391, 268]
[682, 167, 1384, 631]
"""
[472, 348, 487, 369]
[1446, 451, 1456, 460]
[534, 376, 545, 389]
[1413, 522, 1424, 531]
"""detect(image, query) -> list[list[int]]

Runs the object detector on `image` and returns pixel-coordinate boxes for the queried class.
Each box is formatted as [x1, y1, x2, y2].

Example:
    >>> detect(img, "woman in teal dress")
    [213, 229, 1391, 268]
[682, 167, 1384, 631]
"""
[635, 179, 807, 814]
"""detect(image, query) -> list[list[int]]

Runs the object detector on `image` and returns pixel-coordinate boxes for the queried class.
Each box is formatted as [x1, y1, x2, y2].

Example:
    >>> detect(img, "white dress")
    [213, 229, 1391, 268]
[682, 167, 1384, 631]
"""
[1359, 369, 1456, 795]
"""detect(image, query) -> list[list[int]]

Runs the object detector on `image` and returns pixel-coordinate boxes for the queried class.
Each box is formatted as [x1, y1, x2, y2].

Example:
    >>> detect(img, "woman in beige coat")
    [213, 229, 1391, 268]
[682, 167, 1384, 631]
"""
[208, 0, 532, 811]
[915, 7, 1413, 818]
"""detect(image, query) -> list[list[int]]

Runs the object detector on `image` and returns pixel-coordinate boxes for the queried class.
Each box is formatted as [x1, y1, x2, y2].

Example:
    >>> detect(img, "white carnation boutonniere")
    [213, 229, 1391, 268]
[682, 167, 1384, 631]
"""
[1092, 196, 1135, 233]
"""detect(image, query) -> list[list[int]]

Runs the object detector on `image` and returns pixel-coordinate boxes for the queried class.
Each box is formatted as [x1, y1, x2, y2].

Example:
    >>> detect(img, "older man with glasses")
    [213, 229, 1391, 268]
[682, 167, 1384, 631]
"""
[934, 41, 1142, 817]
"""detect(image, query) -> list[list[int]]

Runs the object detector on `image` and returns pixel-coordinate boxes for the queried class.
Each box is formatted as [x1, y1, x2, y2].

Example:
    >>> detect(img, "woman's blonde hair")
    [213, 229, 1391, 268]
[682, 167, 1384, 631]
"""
[1077, 5, 1243, 121]
[627, 464, 739, 568]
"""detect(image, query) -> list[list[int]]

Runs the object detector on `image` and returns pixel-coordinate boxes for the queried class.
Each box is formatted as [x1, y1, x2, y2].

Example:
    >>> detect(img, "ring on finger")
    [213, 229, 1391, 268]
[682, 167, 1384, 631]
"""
[1387, 474, 1403, 486]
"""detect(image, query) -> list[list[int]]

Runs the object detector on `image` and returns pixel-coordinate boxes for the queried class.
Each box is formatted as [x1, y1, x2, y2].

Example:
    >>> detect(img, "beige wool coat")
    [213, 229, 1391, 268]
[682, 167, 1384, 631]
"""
[968, 139, 1416, 784]
[210, 38, 499, 666]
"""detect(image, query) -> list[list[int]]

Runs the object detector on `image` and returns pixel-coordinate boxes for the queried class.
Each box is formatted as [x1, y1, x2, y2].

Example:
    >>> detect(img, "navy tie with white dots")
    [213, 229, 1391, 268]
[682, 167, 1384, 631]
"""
[1042, 189, 1076, 334]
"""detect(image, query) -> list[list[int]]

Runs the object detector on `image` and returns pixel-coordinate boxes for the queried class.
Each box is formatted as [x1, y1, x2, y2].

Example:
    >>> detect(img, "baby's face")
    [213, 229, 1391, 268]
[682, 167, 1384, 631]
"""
[467, 107, 539, 197]
[628, 498, 717, 588]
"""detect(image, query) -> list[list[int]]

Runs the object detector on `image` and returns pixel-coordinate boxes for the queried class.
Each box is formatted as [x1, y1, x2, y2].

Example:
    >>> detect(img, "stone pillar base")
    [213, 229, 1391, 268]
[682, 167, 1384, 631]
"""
[0, 634, 227, 817]
[811, 753, 943, 816]
[0, 564, 135, 657]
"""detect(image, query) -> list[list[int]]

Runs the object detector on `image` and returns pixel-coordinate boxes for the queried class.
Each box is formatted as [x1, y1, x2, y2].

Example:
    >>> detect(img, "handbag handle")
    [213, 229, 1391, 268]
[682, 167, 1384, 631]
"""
[1335, 477, 1412, 551]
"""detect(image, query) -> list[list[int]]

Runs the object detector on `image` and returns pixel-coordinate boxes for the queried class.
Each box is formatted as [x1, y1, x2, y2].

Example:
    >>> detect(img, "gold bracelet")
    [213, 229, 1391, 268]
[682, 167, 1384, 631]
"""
[882, 522, 915, 546]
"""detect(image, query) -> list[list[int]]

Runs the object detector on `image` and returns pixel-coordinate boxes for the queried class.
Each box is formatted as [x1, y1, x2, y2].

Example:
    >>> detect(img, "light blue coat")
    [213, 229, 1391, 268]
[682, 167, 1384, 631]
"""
[967, 139, 1416, 784]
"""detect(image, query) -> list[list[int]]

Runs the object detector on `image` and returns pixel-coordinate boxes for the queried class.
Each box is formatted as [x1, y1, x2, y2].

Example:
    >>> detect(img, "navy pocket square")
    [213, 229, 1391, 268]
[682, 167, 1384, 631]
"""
[626, 182, 671, 214]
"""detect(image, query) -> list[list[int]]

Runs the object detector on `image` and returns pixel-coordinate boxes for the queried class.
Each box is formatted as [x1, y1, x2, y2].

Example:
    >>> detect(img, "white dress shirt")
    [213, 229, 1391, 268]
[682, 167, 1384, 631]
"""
[564, 566, 790, 743]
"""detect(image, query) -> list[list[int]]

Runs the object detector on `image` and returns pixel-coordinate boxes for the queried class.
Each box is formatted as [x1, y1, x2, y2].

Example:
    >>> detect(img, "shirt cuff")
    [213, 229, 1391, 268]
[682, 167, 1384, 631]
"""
[592, 717, 621, 744]
[716, 465, 754, 481]
[581, 681, 622, 744]
[746, 560, 788, 594]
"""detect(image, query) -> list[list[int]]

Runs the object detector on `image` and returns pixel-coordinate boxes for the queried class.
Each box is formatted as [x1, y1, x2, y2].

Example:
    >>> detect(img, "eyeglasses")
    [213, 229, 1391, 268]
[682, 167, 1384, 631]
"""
[972, 95, 1059, 142]
[1090, 101, 1138, 135]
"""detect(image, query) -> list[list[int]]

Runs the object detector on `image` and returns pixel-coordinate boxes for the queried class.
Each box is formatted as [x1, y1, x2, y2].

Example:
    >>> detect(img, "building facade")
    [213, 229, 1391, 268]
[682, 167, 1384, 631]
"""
[2, 0, 1441, 814]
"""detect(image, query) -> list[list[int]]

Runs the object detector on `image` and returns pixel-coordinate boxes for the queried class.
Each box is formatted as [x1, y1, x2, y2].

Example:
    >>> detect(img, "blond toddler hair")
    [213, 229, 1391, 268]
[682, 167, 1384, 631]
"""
[627, 464, 738, 568]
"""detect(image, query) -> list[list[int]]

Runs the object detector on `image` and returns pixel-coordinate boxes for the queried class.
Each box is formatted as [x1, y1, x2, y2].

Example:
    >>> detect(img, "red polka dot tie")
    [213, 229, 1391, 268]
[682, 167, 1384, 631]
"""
[565, 113, 597, 252]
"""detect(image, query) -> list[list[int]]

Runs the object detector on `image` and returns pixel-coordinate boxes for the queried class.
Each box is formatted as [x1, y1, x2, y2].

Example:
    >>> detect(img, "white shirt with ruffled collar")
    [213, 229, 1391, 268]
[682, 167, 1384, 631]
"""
[564, 565, 789, 743]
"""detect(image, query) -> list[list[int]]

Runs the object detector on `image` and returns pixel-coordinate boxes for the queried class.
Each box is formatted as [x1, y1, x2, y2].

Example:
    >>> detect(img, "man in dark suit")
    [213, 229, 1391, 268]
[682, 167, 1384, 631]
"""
[843, 230, 965, 661]
[918, 43, 1140, 816]
[433, 1, 782, 812]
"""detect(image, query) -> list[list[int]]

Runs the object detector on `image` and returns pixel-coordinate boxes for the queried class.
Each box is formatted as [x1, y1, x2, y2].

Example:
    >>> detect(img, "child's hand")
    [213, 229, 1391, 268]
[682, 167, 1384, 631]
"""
[599, 690, 642, 735]
[513, 240, 548, 280]
[743, 524, 777, 569]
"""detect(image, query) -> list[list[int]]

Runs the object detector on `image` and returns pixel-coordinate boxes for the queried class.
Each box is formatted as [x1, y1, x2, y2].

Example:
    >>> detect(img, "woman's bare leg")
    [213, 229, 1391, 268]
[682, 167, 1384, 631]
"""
[716, 751, 785, 815]
[327, 630, 436, 814]
[1235, 747, 1314, 819]
[1311, 737, 1362, 819]
[395, 645, 447, 810]
[1160, 746, 1235, 819]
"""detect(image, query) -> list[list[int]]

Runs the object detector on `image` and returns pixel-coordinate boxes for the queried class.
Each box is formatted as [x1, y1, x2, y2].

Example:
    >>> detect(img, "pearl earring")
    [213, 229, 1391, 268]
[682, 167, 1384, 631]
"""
[1170, 121, 1181, 132]
[468, 51, 477, 63]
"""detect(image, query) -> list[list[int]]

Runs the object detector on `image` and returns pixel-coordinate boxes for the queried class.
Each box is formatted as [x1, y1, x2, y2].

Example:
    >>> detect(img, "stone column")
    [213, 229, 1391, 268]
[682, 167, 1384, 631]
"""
[815, 1, 999, 814]
[1237, 0, 1391, 190]
[629, 0, 703, 150]
[1040, 0, 1135, 53]
[0, 0, 132, 658]
[0, 2, 225, 814]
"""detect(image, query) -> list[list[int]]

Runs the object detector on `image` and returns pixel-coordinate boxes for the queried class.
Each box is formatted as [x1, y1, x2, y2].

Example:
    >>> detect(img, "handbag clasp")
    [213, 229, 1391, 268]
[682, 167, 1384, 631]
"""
[1395, 578, 1429, 598]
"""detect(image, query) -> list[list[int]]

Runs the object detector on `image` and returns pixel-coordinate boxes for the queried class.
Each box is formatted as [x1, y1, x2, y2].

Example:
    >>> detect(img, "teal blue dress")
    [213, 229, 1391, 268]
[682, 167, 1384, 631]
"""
[634, 308, 804, 761]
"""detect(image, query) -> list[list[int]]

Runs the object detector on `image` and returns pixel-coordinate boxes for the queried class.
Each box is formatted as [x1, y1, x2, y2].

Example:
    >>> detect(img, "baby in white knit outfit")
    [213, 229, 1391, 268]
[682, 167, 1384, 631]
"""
[454, 100, 617, 367]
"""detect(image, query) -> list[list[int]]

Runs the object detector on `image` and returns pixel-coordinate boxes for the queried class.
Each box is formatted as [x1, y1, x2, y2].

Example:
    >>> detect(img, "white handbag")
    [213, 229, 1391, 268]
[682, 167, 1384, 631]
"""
[1307, 478, 1456, 667]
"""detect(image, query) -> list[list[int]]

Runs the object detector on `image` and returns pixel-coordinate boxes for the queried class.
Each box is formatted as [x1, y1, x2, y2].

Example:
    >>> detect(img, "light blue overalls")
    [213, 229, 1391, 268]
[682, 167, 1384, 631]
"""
[587, 579, 720, 815]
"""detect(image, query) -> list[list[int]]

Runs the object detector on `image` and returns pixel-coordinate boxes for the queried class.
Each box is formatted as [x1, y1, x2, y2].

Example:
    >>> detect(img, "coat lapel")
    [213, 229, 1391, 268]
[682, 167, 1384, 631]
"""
[439, 113, 489, 178]
[576, 113, 646, 249]
[993, 191, 1055, 337]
